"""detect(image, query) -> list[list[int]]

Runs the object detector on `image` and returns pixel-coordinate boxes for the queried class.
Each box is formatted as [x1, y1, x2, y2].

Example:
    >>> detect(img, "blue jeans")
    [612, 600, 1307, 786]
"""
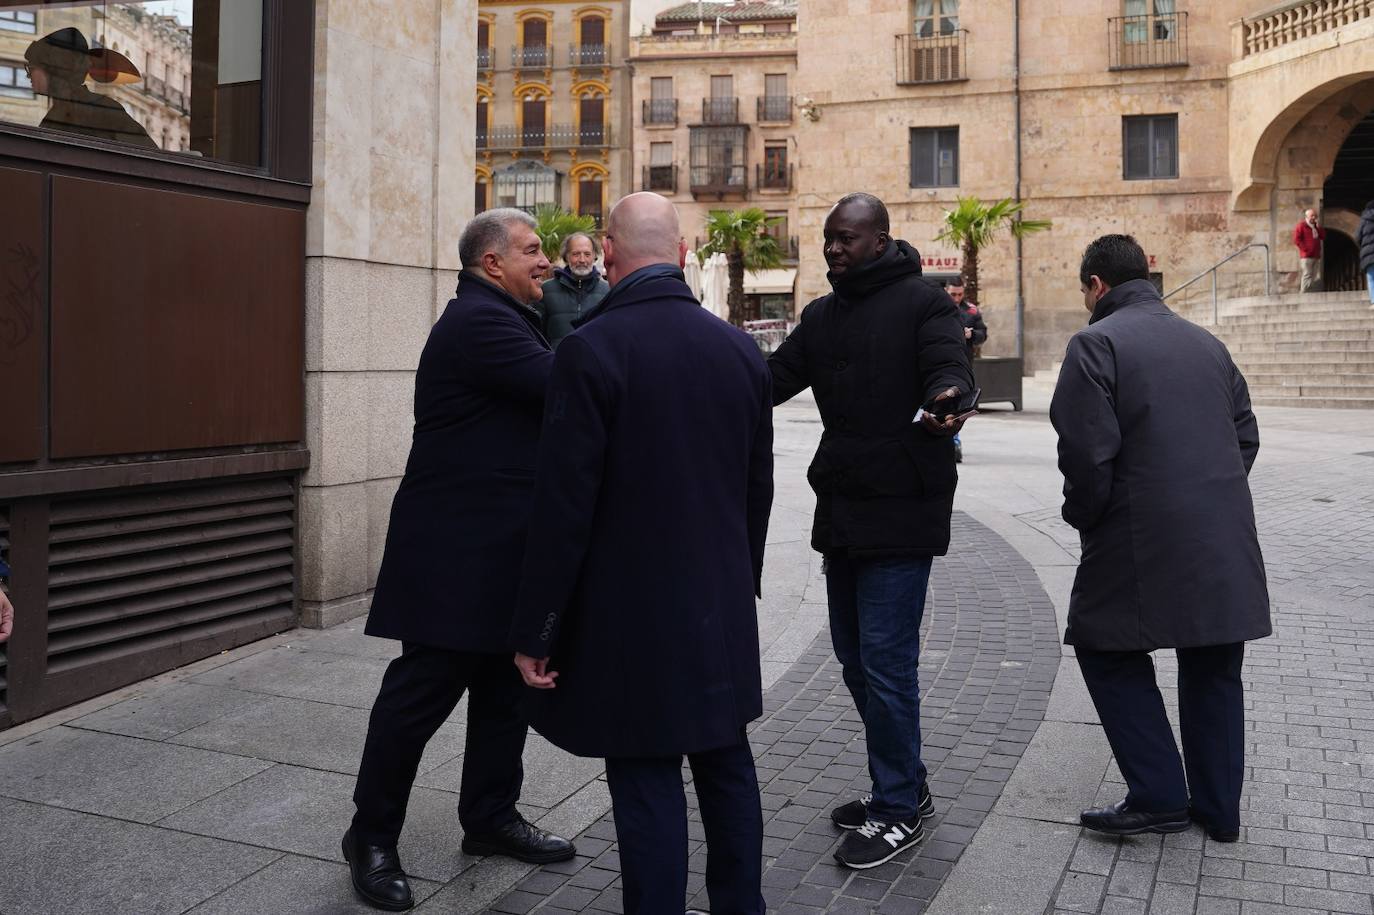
[825, 553, 933, 823]
[1366, 265, 1374, 304]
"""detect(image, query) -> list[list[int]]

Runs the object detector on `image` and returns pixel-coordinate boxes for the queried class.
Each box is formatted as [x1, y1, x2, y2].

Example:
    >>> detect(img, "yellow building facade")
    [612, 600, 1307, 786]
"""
[794, 0, 1374, 371]
[476, 0, 632, 227]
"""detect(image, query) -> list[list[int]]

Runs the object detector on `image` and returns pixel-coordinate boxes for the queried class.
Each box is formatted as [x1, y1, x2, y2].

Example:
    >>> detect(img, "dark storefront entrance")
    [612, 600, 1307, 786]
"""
[0, 0, 313, 728]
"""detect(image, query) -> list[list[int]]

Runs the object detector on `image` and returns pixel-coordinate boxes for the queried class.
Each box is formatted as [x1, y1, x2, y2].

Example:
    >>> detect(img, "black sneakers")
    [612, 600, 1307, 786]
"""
[830, 783, 935, 830]
[834, 816, 925, 869]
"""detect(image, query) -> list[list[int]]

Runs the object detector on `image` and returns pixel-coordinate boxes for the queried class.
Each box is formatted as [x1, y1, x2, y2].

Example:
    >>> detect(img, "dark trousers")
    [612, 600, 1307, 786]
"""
[825, 554, 933, 823]
[1076, 642, 1246, 832]
[604, 731, 765, 915]
[352, 643, 527, 846]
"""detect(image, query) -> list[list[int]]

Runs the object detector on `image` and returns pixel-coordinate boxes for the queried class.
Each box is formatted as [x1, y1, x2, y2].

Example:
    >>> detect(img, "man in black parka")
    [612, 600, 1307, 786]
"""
[1052, 235, 1271, 843]
[1357, 198, 1374, 306]
[342, 209, 574, 912]
[510, 193, 774, 915]
[768, 194, 973, 870]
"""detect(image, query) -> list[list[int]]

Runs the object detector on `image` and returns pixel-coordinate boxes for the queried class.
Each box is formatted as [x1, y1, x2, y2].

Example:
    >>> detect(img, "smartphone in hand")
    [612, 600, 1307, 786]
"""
[924, 387, 981, 420]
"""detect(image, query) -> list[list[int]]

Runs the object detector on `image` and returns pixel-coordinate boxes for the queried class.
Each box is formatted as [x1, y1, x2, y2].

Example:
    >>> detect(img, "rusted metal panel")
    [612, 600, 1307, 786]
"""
[49, 176, 305, 459]
[0, 166, 46, 464]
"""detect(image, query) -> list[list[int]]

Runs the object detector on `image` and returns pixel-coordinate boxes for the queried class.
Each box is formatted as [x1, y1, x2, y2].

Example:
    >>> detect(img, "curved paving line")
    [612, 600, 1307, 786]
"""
[484, 511, 1062, 914]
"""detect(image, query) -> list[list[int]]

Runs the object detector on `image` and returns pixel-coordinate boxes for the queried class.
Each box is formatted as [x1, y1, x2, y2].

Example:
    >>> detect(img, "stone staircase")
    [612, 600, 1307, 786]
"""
[1208, 292, 1374, 409]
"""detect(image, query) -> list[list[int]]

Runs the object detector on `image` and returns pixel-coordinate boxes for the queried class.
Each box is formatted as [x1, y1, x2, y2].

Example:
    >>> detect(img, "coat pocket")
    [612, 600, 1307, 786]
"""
[901, 429, 957, 496]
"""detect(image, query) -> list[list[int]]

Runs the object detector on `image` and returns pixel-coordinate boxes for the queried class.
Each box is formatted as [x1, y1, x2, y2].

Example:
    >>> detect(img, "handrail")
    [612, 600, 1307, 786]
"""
[1162, 243, 1271, 324]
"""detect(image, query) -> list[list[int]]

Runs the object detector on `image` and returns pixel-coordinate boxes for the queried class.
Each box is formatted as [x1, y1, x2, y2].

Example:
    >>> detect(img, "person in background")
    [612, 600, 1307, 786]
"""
[947, 278, 986, 463]
[1356, 198, 1374, 309]
[1292, 208, 1325, 293]
[1052, 234, 1271, 844]
[539, 232, 609, 348]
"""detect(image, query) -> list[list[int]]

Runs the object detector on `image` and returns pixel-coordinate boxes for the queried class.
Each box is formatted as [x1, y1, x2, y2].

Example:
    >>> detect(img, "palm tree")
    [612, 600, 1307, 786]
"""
[700, 208, 784, 325]
[935, 197, 1052, 306]
[532, 205, 597, 266]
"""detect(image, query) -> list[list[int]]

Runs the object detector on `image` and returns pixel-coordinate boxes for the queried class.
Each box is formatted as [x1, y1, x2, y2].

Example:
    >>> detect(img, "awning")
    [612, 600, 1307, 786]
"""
[744, 268, 797, 295]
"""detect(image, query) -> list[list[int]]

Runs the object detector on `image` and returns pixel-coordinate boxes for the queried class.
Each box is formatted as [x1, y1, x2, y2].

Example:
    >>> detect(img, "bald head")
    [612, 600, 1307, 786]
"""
[604, 192, 681, 285]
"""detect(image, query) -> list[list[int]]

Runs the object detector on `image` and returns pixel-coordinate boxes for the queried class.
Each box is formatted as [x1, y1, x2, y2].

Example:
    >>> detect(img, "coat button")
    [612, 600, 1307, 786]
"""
[836, 360, 847, 370]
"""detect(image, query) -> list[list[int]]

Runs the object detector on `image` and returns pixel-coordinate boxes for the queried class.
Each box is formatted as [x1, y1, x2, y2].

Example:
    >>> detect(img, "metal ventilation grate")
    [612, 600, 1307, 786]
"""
[44, 477, 297, 677]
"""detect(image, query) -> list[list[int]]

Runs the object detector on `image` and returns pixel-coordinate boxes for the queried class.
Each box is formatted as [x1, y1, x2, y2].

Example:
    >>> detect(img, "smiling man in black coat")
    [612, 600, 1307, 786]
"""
[1052, 234, 1271, 844]
[768, 193, 973, 870]
[342, 209, 574, 912]
[509, 192, 774, 915]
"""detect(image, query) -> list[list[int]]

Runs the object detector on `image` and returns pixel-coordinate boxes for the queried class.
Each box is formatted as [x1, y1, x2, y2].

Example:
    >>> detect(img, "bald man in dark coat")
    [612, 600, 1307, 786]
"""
[1052, 234, 1271, 844]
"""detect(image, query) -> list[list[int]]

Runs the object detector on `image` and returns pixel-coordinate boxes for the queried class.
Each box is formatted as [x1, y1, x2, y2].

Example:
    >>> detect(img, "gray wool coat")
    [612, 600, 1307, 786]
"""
[1050, 278, 1272, 651]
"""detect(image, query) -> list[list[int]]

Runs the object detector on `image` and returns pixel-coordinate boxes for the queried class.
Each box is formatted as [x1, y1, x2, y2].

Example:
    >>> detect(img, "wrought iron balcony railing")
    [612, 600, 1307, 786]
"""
[757, 95, 792, 122]
[690, 165, 748, 195]
[702, 97, 740, 125]
[756, 162, 794, 191]
[512, 44, 552, 68]
[643, 98, 678, 126]
[486, 123, 613, 150]
[477, 46, 492, 69]
[569, 42, 609, 66]
[1109, 12, 1188, 69]
[642, 164, 679, 193]
[894, 30, 968, 85]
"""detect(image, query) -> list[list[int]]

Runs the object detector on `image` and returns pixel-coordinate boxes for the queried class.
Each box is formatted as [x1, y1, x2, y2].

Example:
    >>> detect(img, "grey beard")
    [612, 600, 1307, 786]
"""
[569, 265, 595, 278]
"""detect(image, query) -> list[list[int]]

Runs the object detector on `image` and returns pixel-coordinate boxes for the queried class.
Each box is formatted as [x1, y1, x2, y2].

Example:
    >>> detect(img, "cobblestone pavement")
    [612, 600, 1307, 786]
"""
[480, 513, 1061, 915]
[1, 392, 1371, 914]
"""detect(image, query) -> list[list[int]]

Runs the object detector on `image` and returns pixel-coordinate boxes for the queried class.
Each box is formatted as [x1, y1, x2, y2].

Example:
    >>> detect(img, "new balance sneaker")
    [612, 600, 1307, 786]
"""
[834, 817, 925, 869]
[830, 783, 935, 830]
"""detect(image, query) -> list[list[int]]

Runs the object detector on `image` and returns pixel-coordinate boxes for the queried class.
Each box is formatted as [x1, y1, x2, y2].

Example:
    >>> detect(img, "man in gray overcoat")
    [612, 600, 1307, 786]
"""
[1051, 235, 1272, 843]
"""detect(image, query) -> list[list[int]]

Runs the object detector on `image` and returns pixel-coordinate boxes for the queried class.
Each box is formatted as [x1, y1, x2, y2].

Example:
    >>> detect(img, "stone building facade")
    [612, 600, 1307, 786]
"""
[794, 0, 1374, 371]
[629, 0, 799, 316]
[475, 0, 632, 227]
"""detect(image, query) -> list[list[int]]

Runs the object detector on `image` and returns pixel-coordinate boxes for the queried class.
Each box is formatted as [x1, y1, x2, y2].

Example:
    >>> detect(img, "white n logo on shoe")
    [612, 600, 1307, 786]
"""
[883, 823, 917, 848]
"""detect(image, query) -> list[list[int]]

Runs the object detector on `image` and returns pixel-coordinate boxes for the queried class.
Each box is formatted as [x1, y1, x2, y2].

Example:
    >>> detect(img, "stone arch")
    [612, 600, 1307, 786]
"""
[571, 78, 609, 99]
[1231, 52, 1374, 211]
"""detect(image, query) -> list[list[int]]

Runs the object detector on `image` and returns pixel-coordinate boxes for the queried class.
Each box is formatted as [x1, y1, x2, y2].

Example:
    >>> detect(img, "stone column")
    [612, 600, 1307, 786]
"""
[301, 0, 476, 627]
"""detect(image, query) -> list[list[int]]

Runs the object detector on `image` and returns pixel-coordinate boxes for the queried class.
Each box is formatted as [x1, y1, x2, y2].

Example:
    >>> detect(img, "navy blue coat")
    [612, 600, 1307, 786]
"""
[509, 266, 773, 759]
[1051, 279, 1271, 651]
[366, 272, 554, 652]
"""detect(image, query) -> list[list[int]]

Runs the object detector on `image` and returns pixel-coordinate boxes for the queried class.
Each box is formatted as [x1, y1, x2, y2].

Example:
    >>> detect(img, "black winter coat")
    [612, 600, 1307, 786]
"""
[769, 240, 974, 557]
[539, 267, 609, 348]
[366, 272, 553, 652]
[1050, 279, 1272, 652]
[1357, 200, 1374, 273]
[509, 266, 773, 759]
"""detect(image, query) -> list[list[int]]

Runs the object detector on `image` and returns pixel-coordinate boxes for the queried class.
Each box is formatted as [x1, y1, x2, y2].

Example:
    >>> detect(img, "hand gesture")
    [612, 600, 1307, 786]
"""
[514, 652, 558, 689]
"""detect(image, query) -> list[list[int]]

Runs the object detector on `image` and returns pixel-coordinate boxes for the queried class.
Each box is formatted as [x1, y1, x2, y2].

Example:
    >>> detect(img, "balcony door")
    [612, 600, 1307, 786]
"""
[580, 15, 606, 63]
[914, 0, 959, 36]
[580, 96, 605, 145]
[522, 18, 548, 66]
[522, 95, 546, 147]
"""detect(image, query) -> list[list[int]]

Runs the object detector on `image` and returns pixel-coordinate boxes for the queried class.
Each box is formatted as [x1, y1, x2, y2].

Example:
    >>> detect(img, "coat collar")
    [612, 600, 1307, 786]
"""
[458, 270, 543, 321]
[1090, 277, 1168, 324]
[827, 239, 924, 301]
[573, 263, 692, 328]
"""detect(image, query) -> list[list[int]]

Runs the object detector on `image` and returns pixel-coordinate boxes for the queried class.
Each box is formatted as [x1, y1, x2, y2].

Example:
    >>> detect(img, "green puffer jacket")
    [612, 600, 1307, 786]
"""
[539, 268, 609, 348]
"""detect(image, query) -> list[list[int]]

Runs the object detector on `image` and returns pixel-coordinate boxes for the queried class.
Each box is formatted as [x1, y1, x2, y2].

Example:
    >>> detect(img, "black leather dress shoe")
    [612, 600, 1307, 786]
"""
[342, 827, 414, 911]
[1189, 807, 1240, 843]
[461, 814, 576, 863]
[1080, 799, 1191, 836]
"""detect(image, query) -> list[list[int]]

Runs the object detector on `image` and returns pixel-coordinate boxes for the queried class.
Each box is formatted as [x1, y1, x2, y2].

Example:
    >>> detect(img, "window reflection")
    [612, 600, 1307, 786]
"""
[0, 1, 263, 166]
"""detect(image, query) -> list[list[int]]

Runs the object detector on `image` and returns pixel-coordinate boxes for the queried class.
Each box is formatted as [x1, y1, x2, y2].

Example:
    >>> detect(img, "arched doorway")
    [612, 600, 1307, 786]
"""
[1322, 108, 1374, 292]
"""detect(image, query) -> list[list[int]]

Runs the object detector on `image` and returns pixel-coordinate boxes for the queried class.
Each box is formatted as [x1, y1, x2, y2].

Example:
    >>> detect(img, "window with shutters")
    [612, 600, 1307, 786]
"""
[910, 126, 959, 187]
[1122, 114, 1178, 179]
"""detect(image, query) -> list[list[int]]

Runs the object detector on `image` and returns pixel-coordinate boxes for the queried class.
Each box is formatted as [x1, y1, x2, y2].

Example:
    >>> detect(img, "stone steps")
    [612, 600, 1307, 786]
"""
[1244, 371, 1374, 386]
[1250, 395, 1374, 409]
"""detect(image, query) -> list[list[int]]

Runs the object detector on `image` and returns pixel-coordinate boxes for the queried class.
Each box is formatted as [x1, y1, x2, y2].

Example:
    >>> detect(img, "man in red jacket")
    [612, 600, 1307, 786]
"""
[1293, 208, 1325, 293]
